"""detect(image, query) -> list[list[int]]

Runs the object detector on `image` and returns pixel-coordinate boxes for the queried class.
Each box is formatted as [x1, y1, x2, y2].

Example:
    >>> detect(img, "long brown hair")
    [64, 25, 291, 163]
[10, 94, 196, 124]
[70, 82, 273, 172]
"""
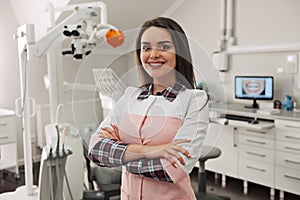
[135, 17, 195, 89]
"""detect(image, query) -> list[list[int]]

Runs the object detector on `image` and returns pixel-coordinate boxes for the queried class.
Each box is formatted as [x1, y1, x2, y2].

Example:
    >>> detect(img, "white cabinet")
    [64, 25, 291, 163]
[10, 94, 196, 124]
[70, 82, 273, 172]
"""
[275, 119, 300, 199]
[0, 109, 19, 177]
[209, 104, 300, 199]
[0, 115, 16, 144]
[237, 127, 275, 196]
[206, 125, 238, 186]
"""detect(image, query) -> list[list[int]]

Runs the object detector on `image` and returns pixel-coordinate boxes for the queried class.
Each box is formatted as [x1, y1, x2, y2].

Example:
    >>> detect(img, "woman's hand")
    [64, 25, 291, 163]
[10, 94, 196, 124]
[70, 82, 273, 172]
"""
[98, 123, 121, 141]
[145, 139, 191, 168]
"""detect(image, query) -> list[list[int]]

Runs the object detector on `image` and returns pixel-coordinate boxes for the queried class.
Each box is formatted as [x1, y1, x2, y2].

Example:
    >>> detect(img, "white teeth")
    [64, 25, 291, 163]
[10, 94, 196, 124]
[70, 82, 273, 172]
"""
[149, 63, 162, 66]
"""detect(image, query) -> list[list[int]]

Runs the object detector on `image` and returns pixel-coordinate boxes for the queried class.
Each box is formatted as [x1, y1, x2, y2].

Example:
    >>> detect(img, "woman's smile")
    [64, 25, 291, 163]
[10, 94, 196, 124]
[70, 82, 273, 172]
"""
[147, 61, 165, 69]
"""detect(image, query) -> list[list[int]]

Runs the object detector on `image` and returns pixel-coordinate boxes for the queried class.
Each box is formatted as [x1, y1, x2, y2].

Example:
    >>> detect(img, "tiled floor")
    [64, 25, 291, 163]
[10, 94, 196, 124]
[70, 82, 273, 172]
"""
[190, 168, 300, 200]
[1, 164, 300, 200]
[0, 162, 40, 194]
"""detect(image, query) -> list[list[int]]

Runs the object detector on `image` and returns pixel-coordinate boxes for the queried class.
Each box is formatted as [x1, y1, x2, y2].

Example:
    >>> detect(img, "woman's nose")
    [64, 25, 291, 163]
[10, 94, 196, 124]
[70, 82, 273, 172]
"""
[150, 48, 160, 59]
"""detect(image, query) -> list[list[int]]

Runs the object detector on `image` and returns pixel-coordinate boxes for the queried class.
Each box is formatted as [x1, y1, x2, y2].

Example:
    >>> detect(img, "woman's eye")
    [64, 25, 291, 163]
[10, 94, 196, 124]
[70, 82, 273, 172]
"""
[142, 45, 151, 51]
[159, 45, 171, 50]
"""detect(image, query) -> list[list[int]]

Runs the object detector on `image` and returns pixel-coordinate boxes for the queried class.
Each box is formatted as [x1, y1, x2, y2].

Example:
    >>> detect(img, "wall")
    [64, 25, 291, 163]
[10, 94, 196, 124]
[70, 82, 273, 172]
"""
[9, 0, 69, 40]
[0, 1, 54, 108]
[0, 1, 21, 109]
[0, 1, 46, 160]
[170, 0, 300, 107]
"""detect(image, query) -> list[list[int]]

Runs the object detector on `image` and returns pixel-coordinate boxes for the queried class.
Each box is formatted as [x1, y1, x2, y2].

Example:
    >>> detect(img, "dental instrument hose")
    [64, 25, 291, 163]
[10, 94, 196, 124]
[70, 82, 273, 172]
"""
[55, 125, 60, 153]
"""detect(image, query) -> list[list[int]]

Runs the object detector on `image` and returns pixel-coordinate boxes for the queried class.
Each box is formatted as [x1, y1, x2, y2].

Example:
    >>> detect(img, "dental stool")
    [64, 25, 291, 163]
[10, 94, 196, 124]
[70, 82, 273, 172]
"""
[197, 146, 230, 200]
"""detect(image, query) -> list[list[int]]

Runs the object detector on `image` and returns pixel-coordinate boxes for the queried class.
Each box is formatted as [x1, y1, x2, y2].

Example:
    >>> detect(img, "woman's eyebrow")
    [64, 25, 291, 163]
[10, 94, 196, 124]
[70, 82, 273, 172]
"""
[157, 40, 173, 44]
[141, 41, 173, 45]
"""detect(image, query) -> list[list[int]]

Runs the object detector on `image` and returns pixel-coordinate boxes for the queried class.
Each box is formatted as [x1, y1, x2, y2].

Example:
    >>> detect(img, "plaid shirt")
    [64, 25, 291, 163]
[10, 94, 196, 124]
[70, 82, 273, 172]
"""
[137, 82, 186, 102]
[89, 138, 128, 167]
[89, 83, 186, 183]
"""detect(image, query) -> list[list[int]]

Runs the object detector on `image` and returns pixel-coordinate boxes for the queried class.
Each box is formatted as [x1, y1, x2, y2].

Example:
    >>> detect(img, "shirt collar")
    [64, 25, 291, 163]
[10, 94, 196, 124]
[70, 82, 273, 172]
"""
[137, 82, 186, 102]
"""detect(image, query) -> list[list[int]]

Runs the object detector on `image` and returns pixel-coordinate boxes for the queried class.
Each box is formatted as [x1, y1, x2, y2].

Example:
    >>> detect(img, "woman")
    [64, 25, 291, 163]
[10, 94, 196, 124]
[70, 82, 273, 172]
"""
[89, 17, 209, 200]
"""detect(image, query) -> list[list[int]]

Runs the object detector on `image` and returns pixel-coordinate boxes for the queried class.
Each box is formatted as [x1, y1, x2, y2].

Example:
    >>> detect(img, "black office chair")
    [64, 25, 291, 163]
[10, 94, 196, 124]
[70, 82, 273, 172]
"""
[197, 146, 230, 200]
[81, 135, 121, 200]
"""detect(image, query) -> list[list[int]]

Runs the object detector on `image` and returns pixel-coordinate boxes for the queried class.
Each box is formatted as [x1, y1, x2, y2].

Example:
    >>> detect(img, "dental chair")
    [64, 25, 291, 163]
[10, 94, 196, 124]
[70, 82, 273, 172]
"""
[82, 135, 121, 200]
[197, 123, 230, 200]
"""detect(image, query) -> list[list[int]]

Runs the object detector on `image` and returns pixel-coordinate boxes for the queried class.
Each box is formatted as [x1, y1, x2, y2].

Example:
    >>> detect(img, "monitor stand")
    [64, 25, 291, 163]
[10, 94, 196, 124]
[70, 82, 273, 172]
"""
[245, 99, 259, 109]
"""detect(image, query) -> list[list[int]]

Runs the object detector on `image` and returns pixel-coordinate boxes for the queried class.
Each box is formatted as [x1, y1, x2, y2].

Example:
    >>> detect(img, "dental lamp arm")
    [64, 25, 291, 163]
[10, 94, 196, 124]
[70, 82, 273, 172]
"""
[51, 1, 108, 24]
[26, 7, 97, 59]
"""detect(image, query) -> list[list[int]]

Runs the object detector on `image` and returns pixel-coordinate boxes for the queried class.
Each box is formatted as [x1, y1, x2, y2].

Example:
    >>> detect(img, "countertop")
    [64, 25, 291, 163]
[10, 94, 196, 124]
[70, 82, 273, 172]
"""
[210, 103, 300, 122]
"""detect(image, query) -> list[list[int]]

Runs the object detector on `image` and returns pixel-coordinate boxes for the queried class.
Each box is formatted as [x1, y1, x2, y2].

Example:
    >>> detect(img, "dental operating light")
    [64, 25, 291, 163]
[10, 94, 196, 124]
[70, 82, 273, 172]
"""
[62, 17, 124, 59]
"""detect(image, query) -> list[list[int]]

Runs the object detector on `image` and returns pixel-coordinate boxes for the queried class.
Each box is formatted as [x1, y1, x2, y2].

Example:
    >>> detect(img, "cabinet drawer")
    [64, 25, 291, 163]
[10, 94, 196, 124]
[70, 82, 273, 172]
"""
[276, 140, 300, 154]
[239, 134, 275, 149]
[239, 158, 274, 187]
[275, 166, 300, 195]
[275, 119, 300, 130]
[0, 143, 17, 169]
[0, 117, 16, 144]
[239, 144, 274, 164]
[237, 127, 275, 139]
[276, 129, 300, 143]
[276, 151, 300, 170]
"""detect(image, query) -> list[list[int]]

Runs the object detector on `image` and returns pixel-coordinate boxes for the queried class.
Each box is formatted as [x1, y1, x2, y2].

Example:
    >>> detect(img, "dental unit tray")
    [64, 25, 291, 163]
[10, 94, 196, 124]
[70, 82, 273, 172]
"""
[92, 68, 126, 97]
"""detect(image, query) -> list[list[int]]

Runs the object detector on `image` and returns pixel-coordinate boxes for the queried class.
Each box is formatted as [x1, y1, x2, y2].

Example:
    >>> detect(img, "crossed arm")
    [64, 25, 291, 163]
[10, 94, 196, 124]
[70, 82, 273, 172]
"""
[88, 124, 191, 183]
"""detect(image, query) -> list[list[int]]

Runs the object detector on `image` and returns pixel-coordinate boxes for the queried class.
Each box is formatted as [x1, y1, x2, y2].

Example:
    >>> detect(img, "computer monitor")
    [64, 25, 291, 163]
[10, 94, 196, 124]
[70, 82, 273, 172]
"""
[235, 76, 274, 109]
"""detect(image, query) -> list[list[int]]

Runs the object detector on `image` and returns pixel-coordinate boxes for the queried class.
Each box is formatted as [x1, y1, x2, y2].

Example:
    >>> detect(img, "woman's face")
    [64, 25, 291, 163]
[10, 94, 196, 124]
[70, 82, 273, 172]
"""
[140, 27, 176, 83]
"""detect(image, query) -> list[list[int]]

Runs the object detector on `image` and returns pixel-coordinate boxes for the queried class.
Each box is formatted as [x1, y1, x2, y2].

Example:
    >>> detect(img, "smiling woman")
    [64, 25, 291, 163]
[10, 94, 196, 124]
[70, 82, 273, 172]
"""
[88, 17, 209, 200]
[139, 26, 177, 93]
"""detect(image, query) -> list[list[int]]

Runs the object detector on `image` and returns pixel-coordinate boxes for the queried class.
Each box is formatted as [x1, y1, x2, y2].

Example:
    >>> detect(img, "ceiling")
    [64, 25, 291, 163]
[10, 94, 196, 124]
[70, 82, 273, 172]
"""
[9, 0, 183, 50]
[69, 0, 179, 31]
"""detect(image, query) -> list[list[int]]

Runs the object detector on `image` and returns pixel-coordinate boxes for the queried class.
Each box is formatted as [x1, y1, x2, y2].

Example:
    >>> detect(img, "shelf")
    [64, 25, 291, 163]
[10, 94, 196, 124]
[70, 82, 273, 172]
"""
[226, 42, 300, 54]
